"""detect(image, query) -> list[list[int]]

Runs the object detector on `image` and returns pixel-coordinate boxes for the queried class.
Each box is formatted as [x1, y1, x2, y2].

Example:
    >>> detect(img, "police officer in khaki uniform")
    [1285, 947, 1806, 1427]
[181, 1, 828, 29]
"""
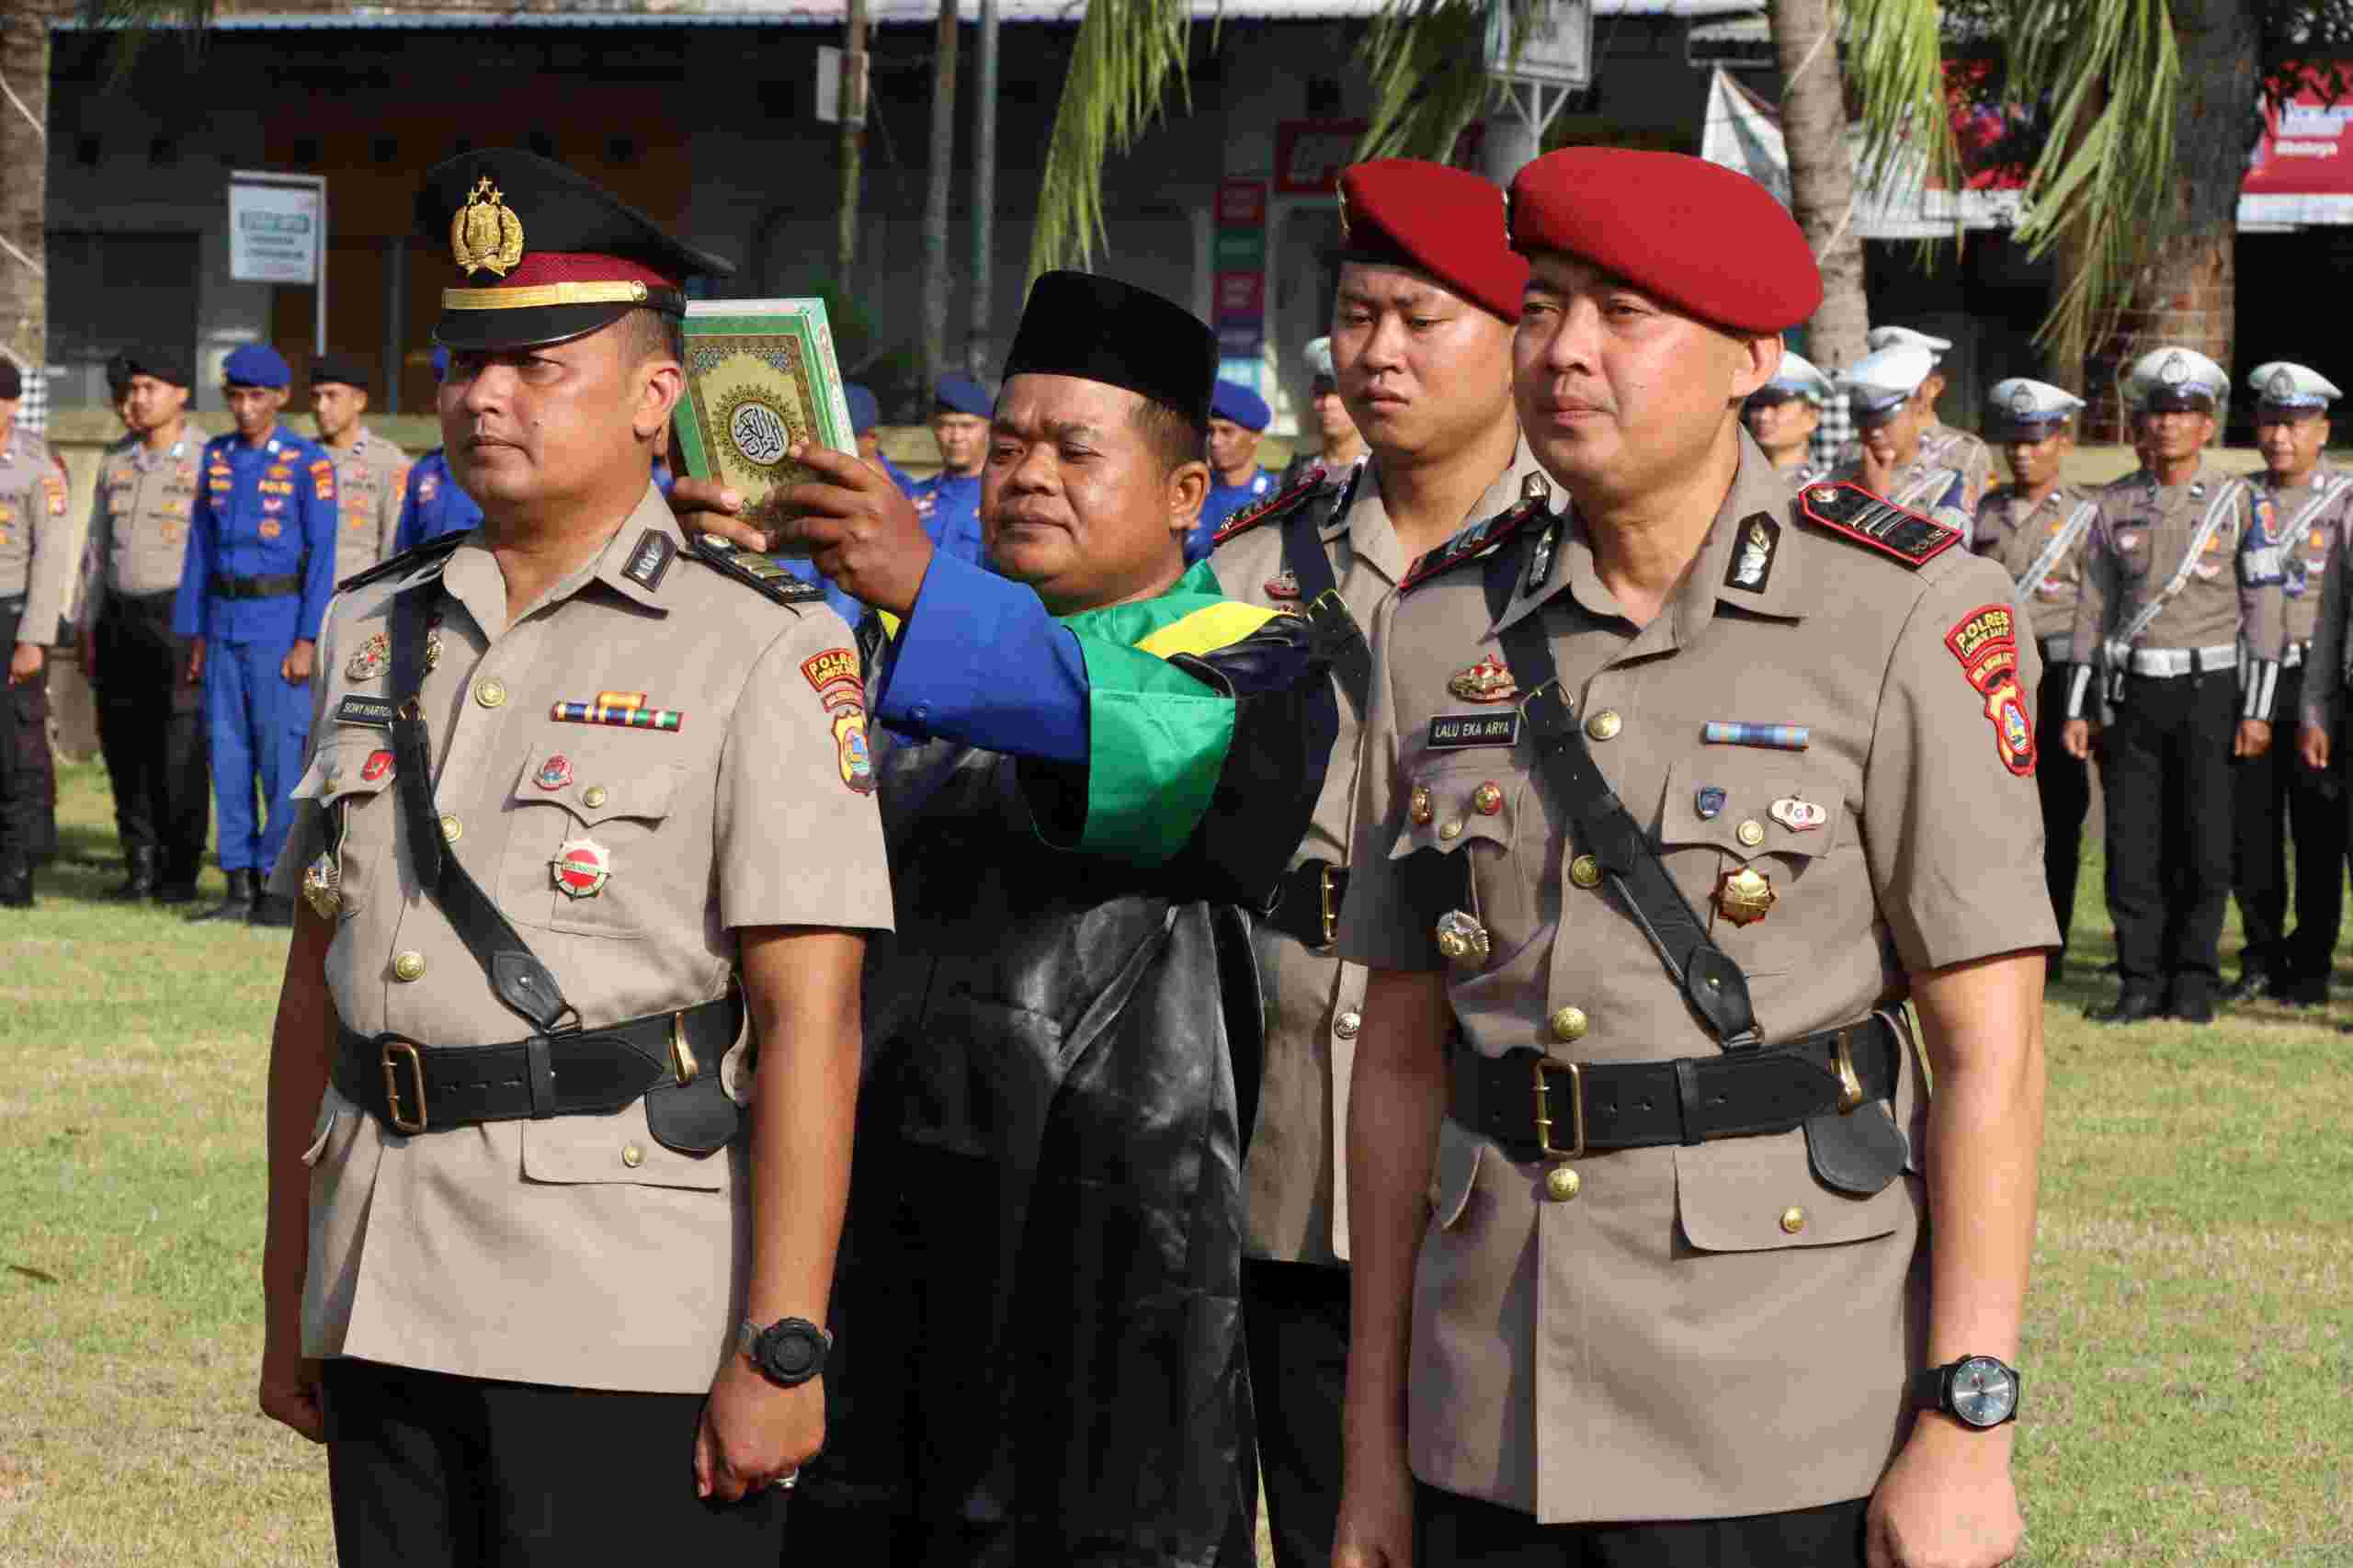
[80, 352, 212, 903]
[1743, 348, 1835, 494]
[1972, 378, 2097, 976]
[256, 151, 892, 1566]
[1336, 149, 2049, 1568]
[2064, 347, 2287, 1023]
[1, 357, 74, 908]
[1834, 343, 1978, 539]
[1869, 325, 1995, 516]
[1204, 156, 1536, 1568]
[311, 352, 411, 585]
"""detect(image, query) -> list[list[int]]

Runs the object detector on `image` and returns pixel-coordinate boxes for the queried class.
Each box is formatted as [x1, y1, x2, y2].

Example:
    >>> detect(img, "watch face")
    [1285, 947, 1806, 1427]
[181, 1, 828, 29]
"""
[1949, 1356, 2018, 1426]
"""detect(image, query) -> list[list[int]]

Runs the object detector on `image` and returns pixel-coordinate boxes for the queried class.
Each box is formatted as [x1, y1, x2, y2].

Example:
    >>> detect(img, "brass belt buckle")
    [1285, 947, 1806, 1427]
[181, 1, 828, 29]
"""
[1531, 1057, 1585, 1161]
[1833, 1028, 1867, 1113]
[381, 1040, 428, 1134]
[1318, 865, 1339, 948]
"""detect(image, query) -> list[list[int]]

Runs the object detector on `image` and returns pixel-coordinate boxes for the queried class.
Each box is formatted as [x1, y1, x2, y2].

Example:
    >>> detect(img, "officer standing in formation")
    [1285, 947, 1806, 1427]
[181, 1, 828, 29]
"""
[1204, 155, 1538, 1568]
[1868, 325, 1995, 517]
[1972, 379, 2098, 978]
[2233, 361, 2353, 1006]
[309, 353, 411, 585]
[257, 149, 892, 1564]
[392, 348, 486, 555]
[0, 357, 74, 908]
[2066, 347, 2286, 1024]
[174, 344, 340, 926]
[845, 381, 917, 494]
[1336, 148, 2047, 1568]
[906, 371, 990, 566]
[1195, 378, 1276, 553]
[79, 352, 212, 903]
[1277, 335, 1368, 492]
[1743, 347, 1836, 492]
[1836, 342, 1979, 537]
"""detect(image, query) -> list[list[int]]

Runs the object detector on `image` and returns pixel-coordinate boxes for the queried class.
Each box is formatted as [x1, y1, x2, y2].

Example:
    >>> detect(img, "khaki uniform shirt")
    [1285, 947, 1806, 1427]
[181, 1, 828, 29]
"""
[84, 426, 208, 604]
[1918, 420, 1995, 517]
[268, 484, 893, 1392]
[1971, 482, 2099, 648]
[1208, 439, 1552, 1267]
[1827, 446, 1973, 538]
[325, 427, 410, 586]
[2290, 465, 2353, 729]
[2068, 460, 2287, 669]
[1336, 435, 2056, 1524]
[2251, 463, 2353, 652]
[0, 426, 73, 642]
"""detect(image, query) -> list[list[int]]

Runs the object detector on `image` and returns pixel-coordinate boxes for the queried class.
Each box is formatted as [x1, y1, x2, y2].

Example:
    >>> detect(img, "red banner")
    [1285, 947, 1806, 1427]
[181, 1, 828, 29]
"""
[2245, 65, 2353, 197]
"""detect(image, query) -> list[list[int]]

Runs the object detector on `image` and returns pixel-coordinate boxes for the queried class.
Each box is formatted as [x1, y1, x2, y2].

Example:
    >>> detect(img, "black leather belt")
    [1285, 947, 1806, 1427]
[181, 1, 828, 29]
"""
[334, 994, 741, 1135]
[211, 572, 303, 600]
[1263, 858, 1347, 949]
[1448, 1010, 1902, 1163]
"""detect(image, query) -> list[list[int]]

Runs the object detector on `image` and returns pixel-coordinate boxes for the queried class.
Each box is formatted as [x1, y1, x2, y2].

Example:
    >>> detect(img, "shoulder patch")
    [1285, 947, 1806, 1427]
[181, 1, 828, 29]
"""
[1211, 472, 1327, 550]
[684, 533, 824, 611]
[1401, 494, 1552, 592]
[1795, 480, 1959, 569]
[335, 528, 468, 596]
[622, 528, 676, 592]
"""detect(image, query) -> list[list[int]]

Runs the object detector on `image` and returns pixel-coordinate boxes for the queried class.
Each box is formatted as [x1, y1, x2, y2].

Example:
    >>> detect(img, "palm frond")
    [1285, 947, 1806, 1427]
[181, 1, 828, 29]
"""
[77, 1, 216, 77]
[1353, 0, 1572, 164]
[1843, 0, 1961, 200]
[1027, 0, 1194, 282]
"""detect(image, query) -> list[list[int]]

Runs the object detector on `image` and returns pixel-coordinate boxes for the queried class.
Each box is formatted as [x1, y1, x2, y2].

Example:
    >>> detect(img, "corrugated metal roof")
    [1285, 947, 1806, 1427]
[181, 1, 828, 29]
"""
[55, 0, 1760, 30]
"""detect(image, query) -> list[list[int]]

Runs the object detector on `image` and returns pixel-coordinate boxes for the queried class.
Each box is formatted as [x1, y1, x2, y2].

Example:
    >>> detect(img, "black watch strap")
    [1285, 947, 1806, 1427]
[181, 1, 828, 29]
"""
[739, 1316, 833, 1388]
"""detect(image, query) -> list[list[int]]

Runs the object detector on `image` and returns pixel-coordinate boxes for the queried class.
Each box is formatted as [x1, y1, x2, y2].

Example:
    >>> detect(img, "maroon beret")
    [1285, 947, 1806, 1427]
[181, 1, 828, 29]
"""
[1507, 149, 1822, 335]
[1336, 158, 1529, 322]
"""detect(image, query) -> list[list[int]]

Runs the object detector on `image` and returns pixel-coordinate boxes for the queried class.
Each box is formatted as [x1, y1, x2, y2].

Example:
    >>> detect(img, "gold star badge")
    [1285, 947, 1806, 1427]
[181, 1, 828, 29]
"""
[450, 176, 525, 278]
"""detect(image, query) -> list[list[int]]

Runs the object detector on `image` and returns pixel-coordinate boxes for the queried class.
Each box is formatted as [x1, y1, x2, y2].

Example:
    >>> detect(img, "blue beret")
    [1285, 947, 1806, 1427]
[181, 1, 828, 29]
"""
[844, 382, 881, 432]
[1211, 380, 1271, 432]
[933, 373, 992, 418]
[223, 343, 293, 390]
[429, 346, 450, 382]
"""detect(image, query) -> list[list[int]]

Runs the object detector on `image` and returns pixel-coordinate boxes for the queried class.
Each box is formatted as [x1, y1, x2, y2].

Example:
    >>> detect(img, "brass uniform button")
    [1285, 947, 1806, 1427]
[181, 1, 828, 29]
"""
[439, 813, 463, 843]
[473, 676, 507, 709]
[392, 950, 426, 983]
[621, 1143, 644, 1169]
[582, 784, 609, 809]
[1334, 1010, 1362, 1040]
[1549, 1006, 1588, 1042]
[1735, 819, 1766, 847]
[1585, 709, 1621, 742]
[1569, 854, 1602, 889]
[1410, 785, 1434, 825]
[1779, 1206, 1807, 1234]
[1439, 819, 1464, 841]
[1544, 1166, 1582, 1202]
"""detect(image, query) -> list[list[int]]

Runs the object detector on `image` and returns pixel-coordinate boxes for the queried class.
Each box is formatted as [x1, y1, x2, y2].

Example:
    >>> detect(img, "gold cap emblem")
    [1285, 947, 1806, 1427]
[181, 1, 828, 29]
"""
[450, 176, 526, 278]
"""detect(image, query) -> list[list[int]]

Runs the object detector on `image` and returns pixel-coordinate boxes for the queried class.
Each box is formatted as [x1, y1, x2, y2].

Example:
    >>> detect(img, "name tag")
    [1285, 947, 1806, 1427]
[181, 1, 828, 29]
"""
[335, 695, 397, 729]
[1427, 711, 1520, 749]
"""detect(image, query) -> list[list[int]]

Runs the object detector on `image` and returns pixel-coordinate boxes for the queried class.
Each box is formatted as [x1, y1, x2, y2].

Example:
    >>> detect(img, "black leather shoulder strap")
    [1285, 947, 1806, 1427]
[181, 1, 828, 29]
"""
[389, 583, 574, 1034]
[683, 533, 824, 610]
[337, 528, 469, 597]
[1480, 528, 1761, 1049]
[1280, 474, 1373, 716]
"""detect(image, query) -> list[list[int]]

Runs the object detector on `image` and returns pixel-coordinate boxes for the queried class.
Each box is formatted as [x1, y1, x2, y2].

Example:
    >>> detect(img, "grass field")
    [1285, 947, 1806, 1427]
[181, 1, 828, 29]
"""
[5, 759, 2350, 1565]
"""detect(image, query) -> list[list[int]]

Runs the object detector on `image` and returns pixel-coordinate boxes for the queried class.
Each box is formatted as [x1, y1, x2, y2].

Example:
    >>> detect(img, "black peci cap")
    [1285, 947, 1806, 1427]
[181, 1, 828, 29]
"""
[123, 351, 195, 390]
[415, 148, 735, 353]
[310, 351, 372, 391]
[1001, 271, 1216, 434]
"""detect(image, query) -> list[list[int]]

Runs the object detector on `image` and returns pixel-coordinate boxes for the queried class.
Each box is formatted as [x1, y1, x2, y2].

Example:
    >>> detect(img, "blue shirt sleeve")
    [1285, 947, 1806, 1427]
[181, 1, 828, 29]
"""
[296, 447, 340, 638]
[393, 460, 426, 556]
[172, 453, 216, 639]
[871, 551, 1088, 765]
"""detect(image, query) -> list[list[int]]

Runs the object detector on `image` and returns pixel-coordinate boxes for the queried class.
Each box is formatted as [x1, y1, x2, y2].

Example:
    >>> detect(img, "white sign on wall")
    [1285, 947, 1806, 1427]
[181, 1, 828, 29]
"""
[1486, 0, 1593, 90]
[229, 177, 323, 285]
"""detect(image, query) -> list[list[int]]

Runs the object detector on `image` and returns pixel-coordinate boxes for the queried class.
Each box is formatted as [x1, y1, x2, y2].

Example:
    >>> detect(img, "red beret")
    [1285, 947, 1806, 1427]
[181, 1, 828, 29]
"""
[1336, 158, 1529, 322]
[1507, 149, 1821, 335]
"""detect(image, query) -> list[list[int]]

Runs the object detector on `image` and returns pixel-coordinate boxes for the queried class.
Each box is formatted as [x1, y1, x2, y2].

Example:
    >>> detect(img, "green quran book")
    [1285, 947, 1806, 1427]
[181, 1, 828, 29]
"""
[673, 299, 858, 542]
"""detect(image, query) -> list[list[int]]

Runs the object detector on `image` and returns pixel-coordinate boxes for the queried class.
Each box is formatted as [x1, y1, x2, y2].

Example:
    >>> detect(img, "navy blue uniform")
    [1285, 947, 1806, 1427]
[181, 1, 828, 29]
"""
[391, 449, 483, 556]
[1192, 466, 1275, 561]
[910, 470, 985, 568]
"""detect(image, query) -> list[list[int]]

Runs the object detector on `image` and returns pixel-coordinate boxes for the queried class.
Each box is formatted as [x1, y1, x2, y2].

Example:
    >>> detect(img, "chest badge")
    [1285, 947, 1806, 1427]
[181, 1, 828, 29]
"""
[258, 519, 282, 540]
[551, 837, 612, 900]
[1695, 786, 1726, 820]
[345, 631, 390, 683]
[1434, 909, 1492, 966]
[535, 754, 574, 791]
[360, 749, 393, 784]
[301, 853, 342, 919]
[1448, 655, 1518, 704]
[1472, 781, 1505, 816]
[1769, 796, 1826, 832]
[1410, 784, 1435, 825]
[1716, 866, 1778, 926]
[1264, 570, 1301, 601]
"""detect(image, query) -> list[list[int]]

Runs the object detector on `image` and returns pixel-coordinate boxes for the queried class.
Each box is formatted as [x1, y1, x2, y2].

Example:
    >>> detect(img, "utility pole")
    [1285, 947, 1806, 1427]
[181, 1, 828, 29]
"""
[970, 0, 998, 377]
[921, 0, 960, 398]
[836, 0, 868, 288]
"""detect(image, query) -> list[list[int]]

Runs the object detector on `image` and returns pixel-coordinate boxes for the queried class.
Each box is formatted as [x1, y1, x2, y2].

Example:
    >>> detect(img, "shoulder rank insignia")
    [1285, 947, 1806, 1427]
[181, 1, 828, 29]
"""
[1401, 495, 1552, 592]
[685, 533, 824, 609]
[335, 528, 468, 596]
[1210, 472, 1328, 550]
[1796, 481, 1960, 570]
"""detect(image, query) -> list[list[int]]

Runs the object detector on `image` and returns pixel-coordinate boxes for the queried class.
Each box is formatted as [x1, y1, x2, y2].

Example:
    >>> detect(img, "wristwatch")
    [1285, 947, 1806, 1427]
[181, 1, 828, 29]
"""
[738, 1317, 834, 1389]
[1909, 1355, 2020, 1428]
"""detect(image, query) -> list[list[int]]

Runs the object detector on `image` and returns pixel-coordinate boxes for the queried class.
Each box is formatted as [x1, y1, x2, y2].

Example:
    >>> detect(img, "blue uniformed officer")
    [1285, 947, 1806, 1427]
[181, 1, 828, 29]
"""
[1193, 379, 1275, 557]
[847, 382, 917, 495]
[173, 343, 338, 926]
[907, 373, 990, 566]
[392, 349, 485, 555]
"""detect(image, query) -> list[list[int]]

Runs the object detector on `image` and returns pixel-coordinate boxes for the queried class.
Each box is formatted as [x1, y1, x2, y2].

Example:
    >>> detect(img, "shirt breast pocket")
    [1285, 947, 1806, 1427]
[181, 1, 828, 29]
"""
[1387, 759, 1541, 977]
[1654, 756, 1846, 979]
[290, 738, 397, 921]
[2111, 526, 2153, 578]
[501, 739, 680, 938]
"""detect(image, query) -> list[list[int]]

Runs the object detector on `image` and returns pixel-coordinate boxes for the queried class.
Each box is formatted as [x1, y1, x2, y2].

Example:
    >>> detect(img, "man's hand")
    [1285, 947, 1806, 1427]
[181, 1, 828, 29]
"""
[2061, 718, 2094, 761]
[7, 642, 43, 687]
[770, 444, 937, 615]
[2234, 718, 2272, 759]
[185, 636, 206, 687]
[2301, 721, 2332, 772]
[1859, 444, 1896, 499]
[1865, 1416, 2021, 1568]
[1331, 1439, 1415, 1568]
[257, 1337, 327, 1444]
[669, 477, 771, 553]
[282, 639, 315, 686]
[693, 1356, 824, 1503]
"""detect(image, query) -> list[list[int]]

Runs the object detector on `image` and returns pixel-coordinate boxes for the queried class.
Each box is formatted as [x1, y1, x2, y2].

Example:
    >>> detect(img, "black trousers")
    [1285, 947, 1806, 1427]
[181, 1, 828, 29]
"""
[2103, 667, 2238, 988]
[1243, 1258, 1349, 1568]
[321, 1358, 788, 1568]
[1415, 1482, 1869, 1568]
[2038, 662, 2092, 952]
[2231, 664, 2347, 982]
[0, 596, 56, 871]
[92, 590, 210, 881]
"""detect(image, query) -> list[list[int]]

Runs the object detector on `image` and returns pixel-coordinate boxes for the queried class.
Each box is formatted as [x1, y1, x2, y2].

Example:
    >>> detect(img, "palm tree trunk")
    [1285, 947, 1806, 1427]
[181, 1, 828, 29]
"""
[0, 4, 49, 403]
[837, 0, 868, 290]
[922, 0, 960, 399]
[1768, 0, 1868, 373]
